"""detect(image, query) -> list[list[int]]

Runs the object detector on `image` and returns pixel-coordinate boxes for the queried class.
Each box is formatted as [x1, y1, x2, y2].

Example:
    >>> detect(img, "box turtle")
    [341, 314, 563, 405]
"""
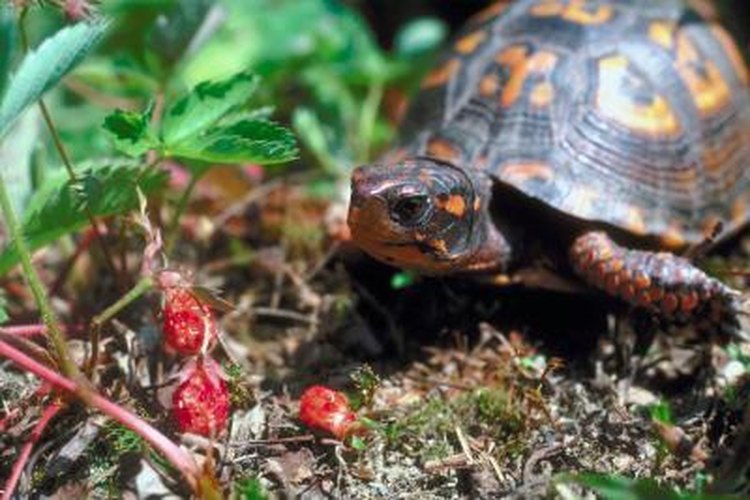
[347, 0, 750, 335]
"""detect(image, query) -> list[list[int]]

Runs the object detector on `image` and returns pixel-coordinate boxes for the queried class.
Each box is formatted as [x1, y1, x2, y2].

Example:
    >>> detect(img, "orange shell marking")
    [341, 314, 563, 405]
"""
[648, 21, 676, 49]
[530, 82, 555, 108]
[455, 30, 487, 55]
[596, 56, 681, 137]
[676, 33, 731, 115]
[422, 59, 461, 89]
[426, 138, 460, 163]
[479, 74, 501, 98]
[497, 47, 558, 109]
[530, 0, 613, 25]
[500, 162, 554, 183]
[470, 1, 511, 24]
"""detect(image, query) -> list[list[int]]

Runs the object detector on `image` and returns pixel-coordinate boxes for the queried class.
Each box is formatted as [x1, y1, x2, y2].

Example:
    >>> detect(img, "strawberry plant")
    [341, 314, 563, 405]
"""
[0, 0, 448, 497]
[299, 385, 358, 440]
[172, 358, 230, 436]
[162, 286, 219, 355]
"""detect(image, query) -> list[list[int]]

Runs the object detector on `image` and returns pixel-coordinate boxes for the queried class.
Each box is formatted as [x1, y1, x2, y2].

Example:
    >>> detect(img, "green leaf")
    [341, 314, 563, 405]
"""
[561, 473, 733, 500]
[161, 71, 257, 145]
[103, 107, 158, 156]
[293, 107, 337, 174]
[565, 473, 681, 500]
[349, 435, 367, 451]
[0, 19, 109, 140]
[649, 400, 673, 424]
[233, 476, 268, 500]
[390, 271, 416, 290]
[0, 161, 166, 275]
[0, 4, 17, 98]
[394, 18, 447, 58]
[167, 119, 297, 165]
[0, 108, 40, 215]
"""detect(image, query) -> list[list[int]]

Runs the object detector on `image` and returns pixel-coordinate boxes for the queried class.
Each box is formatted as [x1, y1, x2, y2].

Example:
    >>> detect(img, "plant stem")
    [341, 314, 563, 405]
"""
[0, 324, 49, 337]
[91, 276, 154, 330]
[0, 172, 81, 380]
[18, 17, 123, 291]
[86, 276, 154, 375]
[1, 402, 63, 500]
[0, 339, 200, 490]
[165, 173, 200, 255]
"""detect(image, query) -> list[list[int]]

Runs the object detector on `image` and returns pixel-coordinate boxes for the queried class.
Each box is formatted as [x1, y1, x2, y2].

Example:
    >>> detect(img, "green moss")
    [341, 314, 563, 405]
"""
[385, 387, 530, 463]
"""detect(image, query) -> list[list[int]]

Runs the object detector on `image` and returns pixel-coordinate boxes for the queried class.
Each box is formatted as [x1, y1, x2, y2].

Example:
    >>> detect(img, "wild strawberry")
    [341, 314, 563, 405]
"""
[299, 385, 357, 440]
[172, 358, 230, 436]
[162, 288, 218, 355]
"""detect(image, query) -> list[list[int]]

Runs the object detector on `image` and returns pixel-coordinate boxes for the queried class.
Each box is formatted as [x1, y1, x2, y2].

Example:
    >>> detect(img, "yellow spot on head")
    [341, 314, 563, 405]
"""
[455, 30, 487, 55]
[443, 195, 467, 217]
[430, 239, 448, 255]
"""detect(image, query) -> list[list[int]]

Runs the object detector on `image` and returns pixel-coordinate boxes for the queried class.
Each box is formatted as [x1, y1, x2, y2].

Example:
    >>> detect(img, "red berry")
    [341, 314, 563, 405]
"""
[299, 385, 357, 440]
[162, 288, 218, 355]
[172, 358, 230, 436]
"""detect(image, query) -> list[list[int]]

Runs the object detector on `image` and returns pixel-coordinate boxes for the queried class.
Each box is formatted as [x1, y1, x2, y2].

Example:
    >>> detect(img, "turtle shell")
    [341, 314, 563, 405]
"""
[392, 0, 750, 249]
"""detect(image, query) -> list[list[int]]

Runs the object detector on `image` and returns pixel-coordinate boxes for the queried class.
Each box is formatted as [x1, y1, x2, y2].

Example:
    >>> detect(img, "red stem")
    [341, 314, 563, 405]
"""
[1, 403, 63, 500]
[0, 324, 50, 337]
[0, 339, 200, 490]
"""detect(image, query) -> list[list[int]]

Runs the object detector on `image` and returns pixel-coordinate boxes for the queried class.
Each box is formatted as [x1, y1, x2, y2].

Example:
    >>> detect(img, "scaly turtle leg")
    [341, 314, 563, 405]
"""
[569, 231, 740, 337]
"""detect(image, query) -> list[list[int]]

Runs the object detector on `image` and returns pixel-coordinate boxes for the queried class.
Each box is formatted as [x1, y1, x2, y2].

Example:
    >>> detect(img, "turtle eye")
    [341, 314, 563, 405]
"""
[391, 195, 431, 226]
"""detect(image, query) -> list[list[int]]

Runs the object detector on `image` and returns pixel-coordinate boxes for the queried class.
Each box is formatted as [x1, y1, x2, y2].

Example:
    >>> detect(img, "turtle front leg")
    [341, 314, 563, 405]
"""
[569, 231, 741, 337]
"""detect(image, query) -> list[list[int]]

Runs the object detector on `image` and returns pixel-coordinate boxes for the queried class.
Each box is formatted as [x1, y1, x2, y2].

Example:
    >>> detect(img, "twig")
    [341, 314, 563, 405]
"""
[455, 425, 476, 466]
[402, 374, 475, 392]
[252, 307, 318, 325]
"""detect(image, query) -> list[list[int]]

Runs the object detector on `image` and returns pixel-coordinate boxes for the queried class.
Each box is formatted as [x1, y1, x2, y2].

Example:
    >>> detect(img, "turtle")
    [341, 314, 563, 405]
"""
[347, 0, 750, 335]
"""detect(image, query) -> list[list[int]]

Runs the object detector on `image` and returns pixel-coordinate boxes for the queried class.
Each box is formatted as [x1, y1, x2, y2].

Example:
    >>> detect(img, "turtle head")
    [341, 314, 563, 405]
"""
[348, 157, 511, 274]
